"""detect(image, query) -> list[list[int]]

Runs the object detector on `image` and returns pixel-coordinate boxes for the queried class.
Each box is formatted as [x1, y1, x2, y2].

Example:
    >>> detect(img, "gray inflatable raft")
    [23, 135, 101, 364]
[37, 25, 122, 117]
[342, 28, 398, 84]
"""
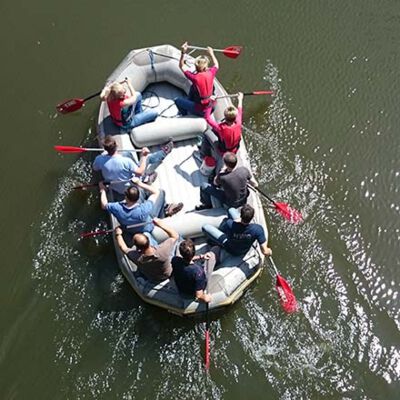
[97, 44, 268, 317]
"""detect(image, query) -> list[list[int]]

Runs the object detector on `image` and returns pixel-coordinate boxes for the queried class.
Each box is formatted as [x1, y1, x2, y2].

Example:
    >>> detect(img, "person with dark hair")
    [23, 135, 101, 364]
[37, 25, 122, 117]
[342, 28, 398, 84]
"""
[205, 92, 243, 155]
[171, 239, 214, 303]
[196, 152, 258, 210]
[93, 135, 173, 194]
[202, 204, 272, 257]
[114, 218, 179, 282]
[99, 177, 183, 245]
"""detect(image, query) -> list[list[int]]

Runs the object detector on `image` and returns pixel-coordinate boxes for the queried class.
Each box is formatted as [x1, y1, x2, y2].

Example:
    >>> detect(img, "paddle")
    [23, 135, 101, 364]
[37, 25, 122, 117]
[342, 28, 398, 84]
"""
[187, 45, 242, 59]
[204, 302, 210, 370]
[249, 185, 303, 224]
[56, 91, 101, 114]
[215, 90, 274, 99]
[80, 221, 150, 239]
[268, 257, 298, 313]
[72, 179, 132, 190]
[54, 145, 141, 154]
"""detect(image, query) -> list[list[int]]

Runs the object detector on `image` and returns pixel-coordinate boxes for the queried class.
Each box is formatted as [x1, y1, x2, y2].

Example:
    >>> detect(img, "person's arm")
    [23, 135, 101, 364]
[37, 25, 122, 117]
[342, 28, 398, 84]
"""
[260, 242, 272, 257]
[115, 226, 130, 254]
[207, 46, 219, 69]
[153, 217, 179, 240]
[133, 147, 150, 177]
[99, 181, 108, 210]
[237, 92, 243, 125]
[131, 177, 160, 203]
[205, 113, 222, 136]
[121, 78, 138, 107]
[179, 42, 190, 72]
[100, 85, 111, 101]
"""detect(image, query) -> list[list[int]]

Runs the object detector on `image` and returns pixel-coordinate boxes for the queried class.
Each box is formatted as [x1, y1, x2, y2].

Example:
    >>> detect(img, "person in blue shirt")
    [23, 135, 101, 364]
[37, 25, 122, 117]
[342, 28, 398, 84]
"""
[202, 204, 272, 257]
[171, 239, 213, 303]
[93, 135, 173, 194]
[99, 177, 182, 246]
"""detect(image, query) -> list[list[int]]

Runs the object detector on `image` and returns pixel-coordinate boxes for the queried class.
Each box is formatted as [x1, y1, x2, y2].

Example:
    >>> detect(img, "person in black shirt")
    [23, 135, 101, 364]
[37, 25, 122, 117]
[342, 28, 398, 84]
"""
[172, 239, 214, 303]
[196, 152, 258, 210]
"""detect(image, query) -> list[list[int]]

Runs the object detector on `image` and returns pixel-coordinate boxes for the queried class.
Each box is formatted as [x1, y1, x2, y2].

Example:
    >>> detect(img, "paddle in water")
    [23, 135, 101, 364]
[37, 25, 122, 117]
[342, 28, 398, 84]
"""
[56, 91, 101, 114]
[268, 257, 298, 313]
[187, 45, 242, 59]
[80, 221, 149, 239]
[215, 90, 274, 100]
[249, 186, 303, 224]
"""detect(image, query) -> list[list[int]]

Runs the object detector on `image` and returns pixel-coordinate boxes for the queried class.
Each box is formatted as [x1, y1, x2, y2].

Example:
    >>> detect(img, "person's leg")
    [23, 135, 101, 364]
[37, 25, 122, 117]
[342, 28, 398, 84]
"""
[204, 246, 221, 278]
[228, 207, 240, 220]
[130, 110, 158, 128]
[202, 224, 227, 247]
[200, 182, 226, 207]
[143, 231, 158, 247]
[150, 189, 166, 218]
[134, 92, 144, 114]
[175, 97, 198, 116]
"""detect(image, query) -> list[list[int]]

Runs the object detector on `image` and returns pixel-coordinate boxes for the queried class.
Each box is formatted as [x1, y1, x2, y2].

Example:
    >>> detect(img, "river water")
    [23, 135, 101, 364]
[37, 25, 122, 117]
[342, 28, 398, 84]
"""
[1, 1, 399, 399]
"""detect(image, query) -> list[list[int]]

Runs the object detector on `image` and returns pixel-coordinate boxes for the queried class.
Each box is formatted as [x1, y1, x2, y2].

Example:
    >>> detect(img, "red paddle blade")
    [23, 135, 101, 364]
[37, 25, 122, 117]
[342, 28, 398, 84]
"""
[251, 90, 274, 96]
[54, 145, 86, 153]
[204, 330, 210, 369]
[56, 98, 85, 114]
[223, 45, 242, 59]
[275, 274, 298, 313]
[275, 202, 303, 224]
[80, 229, 112, 239]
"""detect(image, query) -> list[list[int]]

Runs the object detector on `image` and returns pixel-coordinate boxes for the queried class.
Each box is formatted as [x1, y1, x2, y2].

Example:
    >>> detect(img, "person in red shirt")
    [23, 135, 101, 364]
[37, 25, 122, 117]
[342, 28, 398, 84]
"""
[100, 78, 157, 131]
[175, 42, 219, 117]
[206, 92, 244, 155]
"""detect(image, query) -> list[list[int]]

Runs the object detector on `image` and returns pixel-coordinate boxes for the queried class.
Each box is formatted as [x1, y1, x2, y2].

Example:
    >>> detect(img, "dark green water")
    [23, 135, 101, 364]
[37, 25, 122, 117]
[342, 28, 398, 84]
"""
[1, 1, 399, 399]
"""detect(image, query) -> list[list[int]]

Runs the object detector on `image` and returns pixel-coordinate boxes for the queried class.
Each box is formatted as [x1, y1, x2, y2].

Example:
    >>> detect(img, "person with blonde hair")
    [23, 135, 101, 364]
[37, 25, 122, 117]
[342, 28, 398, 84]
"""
[100, 78, 157, 131]
[205, 92, 244, 155]
[175, 42, 219, 117]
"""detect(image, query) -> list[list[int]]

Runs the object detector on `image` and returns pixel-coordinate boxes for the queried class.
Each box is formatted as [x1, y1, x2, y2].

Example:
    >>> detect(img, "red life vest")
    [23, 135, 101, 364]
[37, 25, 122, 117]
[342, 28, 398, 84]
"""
[107, 96, 132, 127]
[193, 70, 214, 105]
[218, 123, 242, 154]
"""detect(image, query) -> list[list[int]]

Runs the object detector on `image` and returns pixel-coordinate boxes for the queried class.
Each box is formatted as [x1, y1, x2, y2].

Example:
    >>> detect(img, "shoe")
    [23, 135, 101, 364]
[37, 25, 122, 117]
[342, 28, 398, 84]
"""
[165, 202, 184, 217]
[161, 137, 174, 155]
[142, 171, 158, 184]
[195, 204, 211, 211]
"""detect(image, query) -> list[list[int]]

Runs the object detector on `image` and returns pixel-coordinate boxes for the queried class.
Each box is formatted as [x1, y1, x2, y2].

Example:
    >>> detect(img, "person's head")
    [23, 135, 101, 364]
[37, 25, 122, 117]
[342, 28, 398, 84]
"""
[109, 82, 126, 99]
[125, 186, 140, 203]
[224, 105, 238, 123]
[223, 152, 237, 169]
[133, 233, 150, 251]
[240, 204, 255, 224]
[195, 55, 210, 72]
[103, 135, 117, 155]
[179, 239, 196, 263]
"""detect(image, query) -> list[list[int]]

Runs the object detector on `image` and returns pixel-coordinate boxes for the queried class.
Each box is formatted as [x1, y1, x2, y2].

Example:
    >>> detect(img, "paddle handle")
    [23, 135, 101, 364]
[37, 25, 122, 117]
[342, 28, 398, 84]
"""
[83, 91, 101, 102]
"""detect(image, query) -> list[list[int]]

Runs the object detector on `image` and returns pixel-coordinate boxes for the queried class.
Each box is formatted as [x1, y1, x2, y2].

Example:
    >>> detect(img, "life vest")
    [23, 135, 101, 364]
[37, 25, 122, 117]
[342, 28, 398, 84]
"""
[107, 96, 133, 127]
[192, 70, 215, 105]
[218, 122, 242, 154]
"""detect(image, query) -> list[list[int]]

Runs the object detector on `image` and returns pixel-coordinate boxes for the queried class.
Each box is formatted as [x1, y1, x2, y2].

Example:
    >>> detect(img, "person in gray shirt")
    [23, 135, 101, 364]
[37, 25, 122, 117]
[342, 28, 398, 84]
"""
[196, 152, 258, 210]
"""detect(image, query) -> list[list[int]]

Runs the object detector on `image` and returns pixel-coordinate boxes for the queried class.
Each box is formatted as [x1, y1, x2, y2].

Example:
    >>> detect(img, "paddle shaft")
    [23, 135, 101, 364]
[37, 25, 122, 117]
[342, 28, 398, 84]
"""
[187, 45, 226, 52]
[204, 302, 210, 369]
[216, 91, 274, 99]
[248, 185, 277, 206]
[80, 221, 150, 238]
[83, 91, 101, 102]
[73, 178, 132, 190]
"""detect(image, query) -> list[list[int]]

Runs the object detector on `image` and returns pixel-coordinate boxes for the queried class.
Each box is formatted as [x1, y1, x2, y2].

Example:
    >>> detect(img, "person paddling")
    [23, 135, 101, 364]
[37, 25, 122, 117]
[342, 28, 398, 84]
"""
[175, 42, 219, 117]
[100, 78, 157, 131]
[206, 92, 244, 155]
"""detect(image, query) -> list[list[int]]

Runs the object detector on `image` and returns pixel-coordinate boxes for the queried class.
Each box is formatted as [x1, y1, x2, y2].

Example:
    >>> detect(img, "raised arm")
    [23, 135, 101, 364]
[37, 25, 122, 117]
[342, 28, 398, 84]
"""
[100, 85, 111, 101]
[133, 147, 150, 177]
[115, 226, 130, 254]
[179, 42, 190, 72]
[99, 181, 108, 210]
[207, 46, 219, 69]
[131, 177, 160, 203]
[153, 217, 179, 240]
[121, 78, 138, 106]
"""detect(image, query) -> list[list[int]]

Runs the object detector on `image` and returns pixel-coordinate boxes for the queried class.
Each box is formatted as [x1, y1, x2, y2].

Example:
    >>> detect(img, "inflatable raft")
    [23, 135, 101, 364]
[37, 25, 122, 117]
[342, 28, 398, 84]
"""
[97, 44, 268, 317]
